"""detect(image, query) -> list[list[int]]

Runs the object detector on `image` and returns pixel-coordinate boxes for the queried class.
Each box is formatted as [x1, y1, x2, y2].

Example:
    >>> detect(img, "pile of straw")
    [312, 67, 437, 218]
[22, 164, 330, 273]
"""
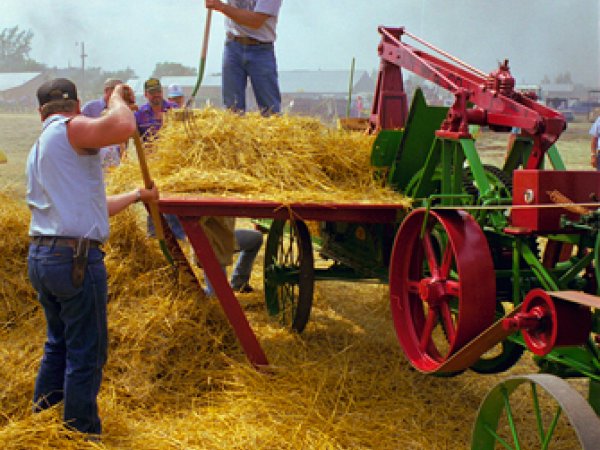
[0, 111, 584, 448]
[107, 108, 409, 207]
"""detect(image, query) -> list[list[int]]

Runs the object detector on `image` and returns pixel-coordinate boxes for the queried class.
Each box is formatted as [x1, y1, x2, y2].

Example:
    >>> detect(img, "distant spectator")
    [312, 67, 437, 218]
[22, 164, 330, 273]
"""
[167, 84, 185, 108]
[83, 78, 130, 171]
[134, 78, 185, 240]
[82, 78, 123, 118]
[589, 116, 600, 170]
[134, 78, 174, 140]
[351, 95, 364, 118]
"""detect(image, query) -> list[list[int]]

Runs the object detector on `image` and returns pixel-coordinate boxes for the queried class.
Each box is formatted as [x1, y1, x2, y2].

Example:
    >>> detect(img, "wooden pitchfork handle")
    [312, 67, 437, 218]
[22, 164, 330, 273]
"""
[132, 131, 174, 265]
[186, 8, 212, 107]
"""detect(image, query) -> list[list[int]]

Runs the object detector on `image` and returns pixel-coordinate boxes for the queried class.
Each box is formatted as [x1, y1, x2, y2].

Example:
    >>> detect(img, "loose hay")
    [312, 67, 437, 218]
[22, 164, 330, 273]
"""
[107, 108, 410, 207]
[0, 112, 585, 449]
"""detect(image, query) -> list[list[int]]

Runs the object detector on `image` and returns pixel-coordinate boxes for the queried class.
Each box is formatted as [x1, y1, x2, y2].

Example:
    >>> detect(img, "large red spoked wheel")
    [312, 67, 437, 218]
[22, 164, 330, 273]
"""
[389, 208, 496, 373]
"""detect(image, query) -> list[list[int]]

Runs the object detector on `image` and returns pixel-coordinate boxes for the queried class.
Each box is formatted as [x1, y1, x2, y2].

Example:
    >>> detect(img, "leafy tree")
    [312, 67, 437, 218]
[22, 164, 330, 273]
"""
[0, 26, 46, 71]
[103, 67, 137, 83]
[555, 72, 572, 84]
[151, 62, 197, 78]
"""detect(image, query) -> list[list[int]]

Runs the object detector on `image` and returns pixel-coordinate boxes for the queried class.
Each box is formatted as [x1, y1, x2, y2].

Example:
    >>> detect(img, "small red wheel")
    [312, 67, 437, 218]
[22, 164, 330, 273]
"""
[389, 208, 496, 373]
[518, 289, 592, 356]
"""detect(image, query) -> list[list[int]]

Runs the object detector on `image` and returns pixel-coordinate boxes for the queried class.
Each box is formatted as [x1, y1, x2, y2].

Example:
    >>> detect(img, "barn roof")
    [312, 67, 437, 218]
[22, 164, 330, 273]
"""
[0, 72, 42, 91]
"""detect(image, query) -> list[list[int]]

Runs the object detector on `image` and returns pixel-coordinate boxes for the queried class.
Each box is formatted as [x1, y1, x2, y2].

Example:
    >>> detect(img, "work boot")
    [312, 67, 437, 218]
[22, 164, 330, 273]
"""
[235, 282, 254, 294]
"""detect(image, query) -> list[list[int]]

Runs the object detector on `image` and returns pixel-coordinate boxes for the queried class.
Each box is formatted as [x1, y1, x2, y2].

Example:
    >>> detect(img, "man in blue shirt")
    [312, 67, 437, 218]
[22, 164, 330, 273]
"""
[134, 78, 185, 239]
[205, 0, 282, 115]
[27, 78, 157, 437]
[81, 78, 123, 118]
[134, 78, 175, 139]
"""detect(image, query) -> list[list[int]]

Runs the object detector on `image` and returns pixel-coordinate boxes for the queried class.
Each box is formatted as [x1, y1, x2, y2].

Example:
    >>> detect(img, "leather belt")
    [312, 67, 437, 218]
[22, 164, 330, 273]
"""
[31, 236, 102, 249]
[227, 33, 270, 46]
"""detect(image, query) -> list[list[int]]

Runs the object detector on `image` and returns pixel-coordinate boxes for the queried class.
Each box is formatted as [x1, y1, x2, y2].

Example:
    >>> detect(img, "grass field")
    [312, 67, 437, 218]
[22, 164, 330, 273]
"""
[0, 113, 40, 197]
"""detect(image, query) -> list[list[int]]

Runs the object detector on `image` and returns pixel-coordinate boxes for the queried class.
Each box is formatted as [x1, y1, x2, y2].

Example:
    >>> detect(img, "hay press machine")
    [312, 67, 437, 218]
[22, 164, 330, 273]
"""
[158, 26, 600, 448]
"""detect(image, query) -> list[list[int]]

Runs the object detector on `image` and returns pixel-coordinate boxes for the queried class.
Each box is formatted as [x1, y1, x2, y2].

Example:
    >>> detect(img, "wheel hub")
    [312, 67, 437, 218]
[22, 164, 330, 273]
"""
[418, 277, 448, 304]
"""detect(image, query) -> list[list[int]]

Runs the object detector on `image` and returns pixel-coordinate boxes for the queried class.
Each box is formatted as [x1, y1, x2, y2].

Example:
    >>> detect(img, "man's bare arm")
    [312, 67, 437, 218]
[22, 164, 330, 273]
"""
[205, 0, 270, 29]
[68, 84, 136, 151]
[107, 184, 159, 217]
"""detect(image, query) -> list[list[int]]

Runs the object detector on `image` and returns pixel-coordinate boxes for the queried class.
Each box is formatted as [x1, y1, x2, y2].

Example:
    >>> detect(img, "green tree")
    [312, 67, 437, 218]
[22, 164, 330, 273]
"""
[103, 67, 137, 83]
[0, 26, 46, 71]
[151, 62, 197, 78]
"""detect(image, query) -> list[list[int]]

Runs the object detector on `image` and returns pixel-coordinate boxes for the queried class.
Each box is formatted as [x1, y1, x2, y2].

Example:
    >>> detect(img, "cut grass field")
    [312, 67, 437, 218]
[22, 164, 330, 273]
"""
[0, 113, 40, 197]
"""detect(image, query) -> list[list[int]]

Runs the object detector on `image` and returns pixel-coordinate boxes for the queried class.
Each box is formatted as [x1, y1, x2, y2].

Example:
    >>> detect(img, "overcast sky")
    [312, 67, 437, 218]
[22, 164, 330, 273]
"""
[2, 0, 599, 86]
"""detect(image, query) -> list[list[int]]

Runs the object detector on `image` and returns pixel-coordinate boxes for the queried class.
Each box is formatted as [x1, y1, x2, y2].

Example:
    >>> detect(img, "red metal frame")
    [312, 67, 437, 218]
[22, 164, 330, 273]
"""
[369, 26, 566, 169]
[511, 170, 600, 232]
[159, 197, 406, 367]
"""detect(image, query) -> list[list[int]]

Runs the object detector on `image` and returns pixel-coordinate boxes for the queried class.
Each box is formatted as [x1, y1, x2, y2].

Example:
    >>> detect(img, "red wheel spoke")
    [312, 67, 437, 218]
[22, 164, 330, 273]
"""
[439, 302, 456, 342]
[419, 307, 438, 352]
[422, 232, 440, 277]
[439, 243, 454, 279]
[445, 280, 460, 297]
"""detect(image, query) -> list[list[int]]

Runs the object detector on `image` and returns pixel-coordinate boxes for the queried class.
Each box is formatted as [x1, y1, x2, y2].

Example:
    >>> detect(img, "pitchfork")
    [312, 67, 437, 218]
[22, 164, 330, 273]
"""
[180, 7, 212, 139]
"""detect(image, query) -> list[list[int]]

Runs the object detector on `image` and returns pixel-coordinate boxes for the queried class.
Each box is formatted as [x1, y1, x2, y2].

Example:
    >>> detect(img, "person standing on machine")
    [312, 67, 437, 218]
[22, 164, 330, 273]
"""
[205, 0, 282, 115]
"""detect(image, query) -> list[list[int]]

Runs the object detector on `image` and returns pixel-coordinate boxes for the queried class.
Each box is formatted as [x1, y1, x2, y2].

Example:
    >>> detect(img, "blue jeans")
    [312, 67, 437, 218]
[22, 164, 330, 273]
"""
[205, 229, 263, 295]
[147, 214, 186, 240]
[222, 40, 281, 115]
[28, 243, 108, 435]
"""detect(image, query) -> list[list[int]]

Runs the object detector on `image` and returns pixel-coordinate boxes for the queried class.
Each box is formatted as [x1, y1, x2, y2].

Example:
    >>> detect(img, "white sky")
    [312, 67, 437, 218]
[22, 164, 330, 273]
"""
[1, 0, 598, 86]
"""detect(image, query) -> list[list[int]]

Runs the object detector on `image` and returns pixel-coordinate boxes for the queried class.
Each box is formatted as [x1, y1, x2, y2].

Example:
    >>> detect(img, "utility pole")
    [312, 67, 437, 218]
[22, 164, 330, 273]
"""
[75, 42, 87, 99]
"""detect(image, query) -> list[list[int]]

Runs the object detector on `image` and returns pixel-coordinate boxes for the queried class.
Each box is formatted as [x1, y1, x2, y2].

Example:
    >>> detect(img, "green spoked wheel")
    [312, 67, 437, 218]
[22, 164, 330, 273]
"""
[472, 374, 600, 449]
[263, 219, 314, 333]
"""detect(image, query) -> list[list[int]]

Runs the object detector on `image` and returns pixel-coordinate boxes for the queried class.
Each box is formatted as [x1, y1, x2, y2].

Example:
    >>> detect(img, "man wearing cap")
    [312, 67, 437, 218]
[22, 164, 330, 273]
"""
[134, 77, 175, 139]
[81, 78, 123, 118]
[26, 77, 158, 437]
[205, 0, 282, 115]
[134, 78, 186, 240]
[167, 84, 185, 108]
[82, 78, 131, 171]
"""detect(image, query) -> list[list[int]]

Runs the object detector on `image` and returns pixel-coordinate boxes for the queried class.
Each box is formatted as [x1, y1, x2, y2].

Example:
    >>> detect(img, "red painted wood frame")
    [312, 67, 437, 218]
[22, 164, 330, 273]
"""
[158, 197, 405, 368]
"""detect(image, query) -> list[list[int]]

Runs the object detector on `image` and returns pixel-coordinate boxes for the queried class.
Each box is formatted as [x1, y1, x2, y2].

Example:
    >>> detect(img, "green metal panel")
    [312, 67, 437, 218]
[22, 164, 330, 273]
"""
[387, 88, 448, 191]
[371, 129, 404, 168]
[408, 137, 442, 200]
